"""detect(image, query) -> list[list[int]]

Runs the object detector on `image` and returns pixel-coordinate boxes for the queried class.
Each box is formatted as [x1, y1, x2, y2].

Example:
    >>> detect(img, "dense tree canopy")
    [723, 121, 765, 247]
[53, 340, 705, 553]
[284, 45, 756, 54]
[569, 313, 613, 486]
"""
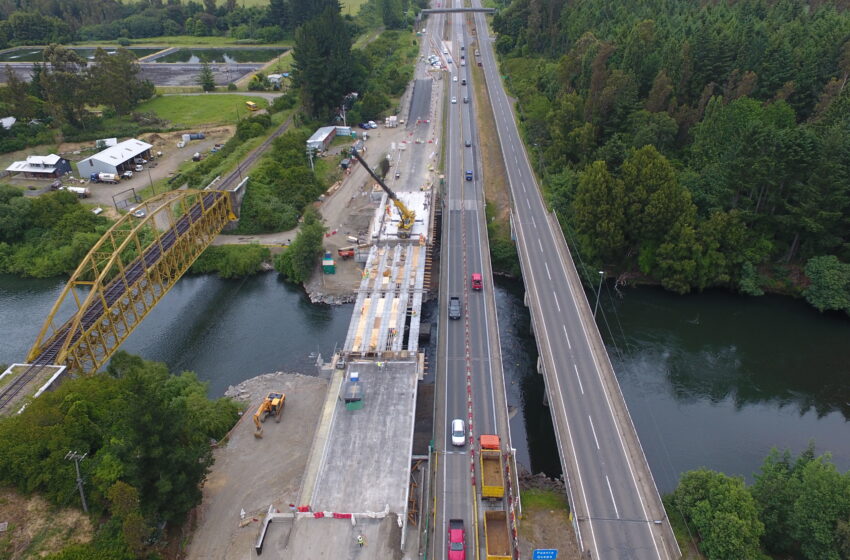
[492, 0, 850, 310]
[675, 446, 850, 560]
[0, 352, 239, 554]
[274, 207, 326, 283]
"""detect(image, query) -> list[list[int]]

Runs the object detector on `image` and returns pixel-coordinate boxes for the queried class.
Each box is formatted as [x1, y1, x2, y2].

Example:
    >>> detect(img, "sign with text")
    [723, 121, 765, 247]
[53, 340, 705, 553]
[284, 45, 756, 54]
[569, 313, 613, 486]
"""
[533, 550, 558, 560]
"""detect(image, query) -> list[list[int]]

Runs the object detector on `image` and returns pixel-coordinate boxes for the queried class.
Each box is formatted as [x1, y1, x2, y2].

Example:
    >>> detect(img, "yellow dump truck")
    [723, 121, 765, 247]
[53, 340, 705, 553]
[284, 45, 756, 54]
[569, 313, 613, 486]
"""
[484, 510, 511, 560]
[480, 435, 505, 500]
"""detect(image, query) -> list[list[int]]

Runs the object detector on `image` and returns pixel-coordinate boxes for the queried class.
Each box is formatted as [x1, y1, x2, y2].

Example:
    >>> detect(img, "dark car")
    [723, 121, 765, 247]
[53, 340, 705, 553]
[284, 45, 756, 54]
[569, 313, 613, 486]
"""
[465, 139, 471, 147]
[465, 170, 473, 181]
[449, 296, 461, 320]
[358, 122, 370, 129]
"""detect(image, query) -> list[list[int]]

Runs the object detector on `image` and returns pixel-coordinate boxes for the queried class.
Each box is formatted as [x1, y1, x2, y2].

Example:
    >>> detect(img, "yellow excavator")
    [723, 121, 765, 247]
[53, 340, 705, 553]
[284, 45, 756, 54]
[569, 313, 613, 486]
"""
[349, 147, 415, 238]
[253, 391, 285, 438]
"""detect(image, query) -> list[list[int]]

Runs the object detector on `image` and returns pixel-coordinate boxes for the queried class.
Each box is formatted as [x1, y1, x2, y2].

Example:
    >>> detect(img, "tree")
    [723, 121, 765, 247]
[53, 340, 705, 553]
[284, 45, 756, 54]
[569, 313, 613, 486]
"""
[803, 255, 850, 314]
[291, 7, 357, 118]
[571, 160, 626, 264]
[789, 456, 850, 559]
[39, 45, 88, 127]
[87, 48, 154, 115]
[673, 468, 765, 560]
[274, 208, 326, 283]
[198, 61, 215, 92]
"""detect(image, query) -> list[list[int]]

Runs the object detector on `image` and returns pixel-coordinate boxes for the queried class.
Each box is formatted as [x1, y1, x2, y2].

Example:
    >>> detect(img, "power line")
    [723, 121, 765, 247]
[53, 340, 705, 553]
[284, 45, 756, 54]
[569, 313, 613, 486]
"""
[65, 451, 88, 513]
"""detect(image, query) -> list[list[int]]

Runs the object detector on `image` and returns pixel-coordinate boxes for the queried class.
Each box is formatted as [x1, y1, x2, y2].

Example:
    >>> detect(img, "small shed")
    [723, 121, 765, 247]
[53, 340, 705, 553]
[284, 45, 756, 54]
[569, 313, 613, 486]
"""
[307, 126, 337, 152]
[6, 154, 71, 179]
[0, 117, 16, 130]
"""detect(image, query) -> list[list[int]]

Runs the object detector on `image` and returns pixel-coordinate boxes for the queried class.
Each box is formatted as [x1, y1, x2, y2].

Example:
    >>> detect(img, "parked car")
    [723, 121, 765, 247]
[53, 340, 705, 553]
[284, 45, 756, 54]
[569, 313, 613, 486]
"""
[359, 122, 370, 129]
[129, 207, 146, 218]
[122, 170, 133, 179]
[134, 164, 143, 172]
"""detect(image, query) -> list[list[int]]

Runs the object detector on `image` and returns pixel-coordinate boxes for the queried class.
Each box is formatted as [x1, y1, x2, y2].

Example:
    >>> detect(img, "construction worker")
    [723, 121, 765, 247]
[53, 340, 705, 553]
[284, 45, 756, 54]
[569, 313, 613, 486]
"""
[356, 534, 364, 548]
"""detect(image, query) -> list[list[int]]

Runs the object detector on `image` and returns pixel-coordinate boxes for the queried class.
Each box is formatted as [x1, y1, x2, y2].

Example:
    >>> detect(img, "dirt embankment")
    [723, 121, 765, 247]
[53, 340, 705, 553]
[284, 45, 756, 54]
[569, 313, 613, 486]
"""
[0, 487, 93, 559]
[517, 470, 582, 560]
[183, 371, 327, 560]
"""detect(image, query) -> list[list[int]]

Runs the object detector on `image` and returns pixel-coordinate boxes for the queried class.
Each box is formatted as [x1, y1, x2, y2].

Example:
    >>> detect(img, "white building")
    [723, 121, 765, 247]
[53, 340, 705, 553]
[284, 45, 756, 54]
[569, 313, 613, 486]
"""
[5, 154, 71, 179]
[76, 138, 153, 177]
[306, 126, 337, 152]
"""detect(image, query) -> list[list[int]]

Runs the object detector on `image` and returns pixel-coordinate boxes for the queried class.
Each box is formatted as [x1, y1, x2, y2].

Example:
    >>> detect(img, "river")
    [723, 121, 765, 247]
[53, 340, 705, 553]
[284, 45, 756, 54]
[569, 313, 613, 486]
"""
[1, 273, 848, 493]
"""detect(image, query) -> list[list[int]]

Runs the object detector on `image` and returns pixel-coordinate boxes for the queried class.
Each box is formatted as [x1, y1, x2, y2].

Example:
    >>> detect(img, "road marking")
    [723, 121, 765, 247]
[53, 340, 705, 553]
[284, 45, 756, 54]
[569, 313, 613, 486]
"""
[522, 184, 527, 193]
[606, 475, 621, 519]
[537, 238, 543, 252]
[525, 198, 530, 209]
[588, 414, 599, 448]
[574, 363, 584, 394]
[544, 262, 551, 280]
[530, 215, 536, 228]
[562, 324, 572, 349]
[553, 292, 561, 312]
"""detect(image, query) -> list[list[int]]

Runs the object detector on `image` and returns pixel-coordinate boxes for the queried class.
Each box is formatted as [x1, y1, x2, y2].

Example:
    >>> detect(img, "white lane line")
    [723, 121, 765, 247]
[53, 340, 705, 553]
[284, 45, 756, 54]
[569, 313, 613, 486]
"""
[562, 324, 572, 350]
[574, 363, 584, 394]
[588, 414, 599, 448]
[525, 198, 531, 209]
[522, 184, 527, 193]
[530, 215, 536, 228]
[606, 475, 621, 519]
[544, 262, 551, 280]
[553, 292, 561, 312]
[537, 238, 543, 252]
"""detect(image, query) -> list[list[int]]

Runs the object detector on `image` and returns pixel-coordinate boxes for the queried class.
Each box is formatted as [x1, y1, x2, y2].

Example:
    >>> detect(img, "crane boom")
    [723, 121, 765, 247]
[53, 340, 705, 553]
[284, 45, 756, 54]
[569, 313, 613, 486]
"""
[349, 147, 415, 238]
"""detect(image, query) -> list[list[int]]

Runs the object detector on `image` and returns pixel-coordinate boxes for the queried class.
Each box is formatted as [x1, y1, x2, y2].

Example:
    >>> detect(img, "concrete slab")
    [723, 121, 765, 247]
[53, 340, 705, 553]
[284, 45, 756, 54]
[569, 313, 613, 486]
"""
[310, 360, 418, 514]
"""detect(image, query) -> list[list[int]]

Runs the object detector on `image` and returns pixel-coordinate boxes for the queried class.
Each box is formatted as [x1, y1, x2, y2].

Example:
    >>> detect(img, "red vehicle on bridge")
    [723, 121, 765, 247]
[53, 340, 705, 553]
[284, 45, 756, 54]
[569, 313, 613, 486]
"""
[471, 273, 482, 291]
[448, 519, 466, 560]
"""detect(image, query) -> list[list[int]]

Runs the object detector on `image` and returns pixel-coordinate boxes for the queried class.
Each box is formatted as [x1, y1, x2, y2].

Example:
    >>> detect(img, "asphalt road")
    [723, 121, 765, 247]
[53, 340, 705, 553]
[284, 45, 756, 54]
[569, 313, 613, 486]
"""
[433, 4, 514, 560]
[470, 4, 680, 559]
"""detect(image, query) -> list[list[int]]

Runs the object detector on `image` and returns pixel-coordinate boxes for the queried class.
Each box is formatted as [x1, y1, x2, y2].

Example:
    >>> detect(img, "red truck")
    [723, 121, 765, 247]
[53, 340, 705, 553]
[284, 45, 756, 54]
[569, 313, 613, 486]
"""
[448, 519, 466, 560]
[471, 273, 482, 291]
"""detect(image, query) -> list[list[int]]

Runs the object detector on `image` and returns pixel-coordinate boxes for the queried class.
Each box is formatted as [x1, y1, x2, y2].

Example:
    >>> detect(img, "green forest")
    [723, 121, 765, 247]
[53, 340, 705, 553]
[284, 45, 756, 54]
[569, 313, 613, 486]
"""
[672, 446, 850, 560]
[492, 0, 850, 314]
[0, 353, 240, 559]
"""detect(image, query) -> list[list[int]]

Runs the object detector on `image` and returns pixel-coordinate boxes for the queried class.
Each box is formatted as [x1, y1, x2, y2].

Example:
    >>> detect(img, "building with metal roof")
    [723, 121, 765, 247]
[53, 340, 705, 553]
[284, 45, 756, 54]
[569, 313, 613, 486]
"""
[5, 154, 71, 179]
[75, 138, 153, 177]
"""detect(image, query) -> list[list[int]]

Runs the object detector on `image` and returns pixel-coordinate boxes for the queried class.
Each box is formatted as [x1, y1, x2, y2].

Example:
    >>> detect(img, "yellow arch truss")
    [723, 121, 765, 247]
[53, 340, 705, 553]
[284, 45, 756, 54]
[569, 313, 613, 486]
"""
[27, 189, 236, 373]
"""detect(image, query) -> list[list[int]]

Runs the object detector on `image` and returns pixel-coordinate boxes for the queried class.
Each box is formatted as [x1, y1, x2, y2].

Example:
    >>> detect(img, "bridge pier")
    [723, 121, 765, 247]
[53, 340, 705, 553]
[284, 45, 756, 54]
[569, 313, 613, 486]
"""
[221, 177, 248, 232]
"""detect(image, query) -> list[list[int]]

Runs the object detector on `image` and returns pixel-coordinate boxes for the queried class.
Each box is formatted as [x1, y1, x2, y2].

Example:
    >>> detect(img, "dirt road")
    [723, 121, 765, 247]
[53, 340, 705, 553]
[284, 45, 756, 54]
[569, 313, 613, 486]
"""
[185, 372, 327, 560]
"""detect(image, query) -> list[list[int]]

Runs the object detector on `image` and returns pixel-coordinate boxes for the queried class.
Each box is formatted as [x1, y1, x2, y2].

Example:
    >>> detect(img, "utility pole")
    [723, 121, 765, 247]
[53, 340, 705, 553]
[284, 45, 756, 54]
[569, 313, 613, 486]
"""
[306, 147, 315, 171]
[65, 451, 88, 513]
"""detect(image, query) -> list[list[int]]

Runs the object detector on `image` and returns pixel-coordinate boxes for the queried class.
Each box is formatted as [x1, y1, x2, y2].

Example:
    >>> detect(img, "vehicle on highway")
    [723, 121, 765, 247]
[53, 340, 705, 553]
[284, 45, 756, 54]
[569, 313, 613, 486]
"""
[453, 76, 458, 82]
[449, 296, 461, 320]
[480, 435, 505, 500]
[465, 139, 471, 147]
[484, 511, 510, 560]
[442, 48, 448, 54]
[463, 96, 469, 103]
[461, 60, 465, 66]
[471, 273, 482, 291]
[451, 419, 465, 446]
[461, 78, 466, 85]
[465, 170, 473, 181]
[448, 519, 466, 560]
[451, 97, 457, 104]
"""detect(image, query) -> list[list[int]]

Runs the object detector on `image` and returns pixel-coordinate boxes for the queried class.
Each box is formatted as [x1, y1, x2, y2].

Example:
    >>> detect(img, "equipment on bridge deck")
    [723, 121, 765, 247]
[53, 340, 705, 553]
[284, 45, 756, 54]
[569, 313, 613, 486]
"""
[483, 510, 511, 560]
[480, 435, 505, 500]
[253, 391, 285, 438]
[349, 146, 415, 239]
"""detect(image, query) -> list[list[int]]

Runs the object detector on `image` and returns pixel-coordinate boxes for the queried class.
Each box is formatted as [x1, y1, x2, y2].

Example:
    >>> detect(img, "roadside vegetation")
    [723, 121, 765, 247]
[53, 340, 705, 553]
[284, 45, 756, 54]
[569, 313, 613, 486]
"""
[0, 186, 110, 278]
[492, 0, 850, 315]
[190, 244, 270, 278]
[670, 445, 850, 560]
[274, 207, 325, 283]
[0, 352, 240, 559]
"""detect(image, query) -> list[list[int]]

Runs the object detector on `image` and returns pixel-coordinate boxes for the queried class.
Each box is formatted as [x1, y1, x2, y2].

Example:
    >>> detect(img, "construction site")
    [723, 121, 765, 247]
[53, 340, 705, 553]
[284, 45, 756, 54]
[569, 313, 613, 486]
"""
[185, 48, 446, 557]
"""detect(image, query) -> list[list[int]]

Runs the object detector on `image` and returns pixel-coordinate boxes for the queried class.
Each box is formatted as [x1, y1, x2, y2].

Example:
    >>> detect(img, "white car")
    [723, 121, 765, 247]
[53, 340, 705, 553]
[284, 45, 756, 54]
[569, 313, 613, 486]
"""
[451, 97, 457, 104]
[451, 419, 465, 446]
[453, 76, 458, 82]
[129, 207, 146, 218]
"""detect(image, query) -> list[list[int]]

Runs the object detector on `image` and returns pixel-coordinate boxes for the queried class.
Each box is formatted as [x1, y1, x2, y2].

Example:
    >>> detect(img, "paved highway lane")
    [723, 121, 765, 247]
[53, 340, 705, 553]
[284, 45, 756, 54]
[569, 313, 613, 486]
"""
[470, 5, 679, 559]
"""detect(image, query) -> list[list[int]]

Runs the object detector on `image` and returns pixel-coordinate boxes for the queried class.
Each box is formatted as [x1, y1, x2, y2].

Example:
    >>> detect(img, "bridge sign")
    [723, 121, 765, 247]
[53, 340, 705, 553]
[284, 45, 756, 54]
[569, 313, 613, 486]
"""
[533, 550, 558, 560]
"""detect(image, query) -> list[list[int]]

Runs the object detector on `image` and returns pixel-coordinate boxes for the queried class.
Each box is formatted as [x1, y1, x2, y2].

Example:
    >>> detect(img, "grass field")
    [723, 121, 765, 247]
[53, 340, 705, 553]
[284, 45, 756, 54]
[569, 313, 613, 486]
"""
[520, 488, 570, 511]
[135, 94, 269, 127]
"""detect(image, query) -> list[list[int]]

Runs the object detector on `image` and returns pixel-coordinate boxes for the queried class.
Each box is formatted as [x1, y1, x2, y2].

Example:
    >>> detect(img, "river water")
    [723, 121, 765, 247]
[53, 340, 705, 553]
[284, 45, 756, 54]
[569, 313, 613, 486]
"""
[2, 273, 848, 493]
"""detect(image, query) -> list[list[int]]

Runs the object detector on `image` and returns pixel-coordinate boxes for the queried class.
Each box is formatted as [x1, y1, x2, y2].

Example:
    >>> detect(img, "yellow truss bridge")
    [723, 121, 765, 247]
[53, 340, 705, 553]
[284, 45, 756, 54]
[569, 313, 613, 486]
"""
[26, 189, 236, 374]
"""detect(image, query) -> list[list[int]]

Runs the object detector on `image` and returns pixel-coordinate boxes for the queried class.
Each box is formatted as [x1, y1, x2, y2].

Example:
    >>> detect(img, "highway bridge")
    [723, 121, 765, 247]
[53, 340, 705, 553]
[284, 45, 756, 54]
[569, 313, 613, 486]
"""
[468, 2, 682, 558]
[420, 7, 495, 13]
